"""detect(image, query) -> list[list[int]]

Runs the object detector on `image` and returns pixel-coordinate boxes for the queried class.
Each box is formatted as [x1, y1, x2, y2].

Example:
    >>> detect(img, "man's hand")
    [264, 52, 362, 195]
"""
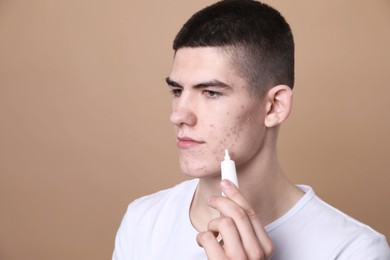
[196, 180, 274, 260]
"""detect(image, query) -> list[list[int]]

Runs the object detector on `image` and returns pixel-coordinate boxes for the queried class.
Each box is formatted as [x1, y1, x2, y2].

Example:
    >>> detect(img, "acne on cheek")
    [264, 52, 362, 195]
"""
[213, 112, 245, 158]
[231, 120, 242, 143]
[220, 114, 243, 147]
[221, 126, 240, 152]
[232, 130, 240, 142]
[197, 166, 206, 173]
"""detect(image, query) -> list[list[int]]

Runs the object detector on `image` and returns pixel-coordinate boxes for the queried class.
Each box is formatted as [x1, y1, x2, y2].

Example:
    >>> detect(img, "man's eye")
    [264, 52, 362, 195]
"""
[170, 89, 182, 97]
[204, 90, 221, 98]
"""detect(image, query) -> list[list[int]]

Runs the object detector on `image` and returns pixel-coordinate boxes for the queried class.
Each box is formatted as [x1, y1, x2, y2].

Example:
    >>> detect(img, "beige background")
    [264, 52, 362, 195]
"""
[0, 1, 389, 259]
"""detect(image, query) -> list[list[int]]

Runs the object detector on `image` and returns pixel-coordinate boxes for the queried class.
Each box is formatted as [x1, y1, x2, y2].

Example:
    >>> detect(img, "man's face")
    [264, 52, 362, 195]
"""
[167, 47, 267, 178]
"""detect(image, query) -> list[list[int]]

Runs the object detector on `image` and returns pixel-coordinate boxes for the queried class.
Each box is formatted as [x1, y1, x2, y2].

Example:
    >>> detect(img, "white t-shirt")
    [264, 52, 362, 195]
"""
[113, 179, 390, 259]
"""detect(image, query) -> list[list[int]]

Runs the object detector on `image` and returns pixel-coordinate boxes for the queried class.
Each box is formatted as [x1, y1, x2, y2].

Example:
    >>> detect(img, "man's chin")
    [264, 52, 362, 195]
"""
[180, 165, 220, 179]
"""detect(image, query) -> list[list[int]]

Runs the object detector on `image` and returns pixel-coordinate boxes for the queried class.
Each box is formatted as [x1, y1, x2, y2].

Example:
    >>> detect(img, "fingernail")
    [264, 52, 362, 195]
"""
[207, 196, 215, 203]
[221, 179, 231, 189]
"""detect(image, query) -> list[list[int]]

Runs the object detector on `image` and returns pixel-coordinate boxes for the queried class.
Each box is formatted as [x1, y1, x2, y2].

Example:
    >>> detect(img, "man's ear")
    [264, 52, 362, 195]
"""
[264, 85, 293, 128]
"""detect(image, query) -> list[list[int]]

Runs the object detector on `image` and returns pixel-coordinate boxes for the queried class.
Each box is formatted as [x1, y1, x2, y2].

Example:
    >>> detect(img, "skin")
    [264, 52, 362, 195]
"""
[168, 47, 267, 178]
[167, 47, 304, 259]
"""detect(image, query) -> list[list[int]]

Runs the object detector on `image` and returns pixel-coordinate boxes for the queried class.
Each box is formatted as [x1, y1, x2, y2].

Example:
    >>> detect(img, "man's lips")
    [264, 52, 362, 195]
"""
[176, 136, 205, 149]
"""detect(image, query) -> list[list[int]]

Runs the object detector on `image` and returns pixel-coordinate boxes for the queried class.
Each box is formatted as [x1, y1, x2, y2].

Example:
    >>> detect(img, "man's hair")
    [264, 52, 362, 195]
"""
[173, 0, 294, 95]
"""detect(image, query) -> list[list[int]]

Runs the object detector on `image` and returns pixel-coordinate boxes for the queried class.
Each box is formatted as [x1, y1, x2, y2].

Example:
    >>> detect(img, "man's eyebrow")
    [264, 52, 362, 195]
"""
[193, 80, 229, 89]
[165, 77, 229, 89]
[166, 77, 182, 88]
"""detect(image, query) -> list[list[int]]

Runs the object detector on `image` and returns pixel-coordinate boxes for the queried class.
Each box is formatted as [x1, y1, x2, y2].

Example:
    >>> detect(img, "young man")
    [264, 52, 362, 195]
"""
[113, 1, 390, 259]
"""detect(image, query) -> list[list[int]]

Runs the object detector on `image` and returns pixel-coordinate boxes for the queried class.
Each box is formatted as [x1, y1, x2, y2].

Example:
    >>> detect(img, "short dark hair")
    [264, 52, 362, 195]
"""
[173, 0, 294, 95]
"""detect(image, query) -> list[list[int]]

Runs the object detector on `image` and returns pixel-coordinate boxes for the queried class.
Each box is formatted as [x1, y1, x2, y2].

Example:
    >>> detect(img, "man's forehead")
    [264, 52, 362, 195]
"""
[169, 47, 245, 87]
[172, 47, 228, 66]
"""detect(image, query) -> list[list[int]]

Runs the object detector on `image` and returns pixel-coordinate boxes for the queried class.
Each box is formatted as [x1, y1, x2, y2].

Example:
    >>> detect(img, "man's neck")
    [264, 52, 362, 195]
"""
[189, 152, 304, 232]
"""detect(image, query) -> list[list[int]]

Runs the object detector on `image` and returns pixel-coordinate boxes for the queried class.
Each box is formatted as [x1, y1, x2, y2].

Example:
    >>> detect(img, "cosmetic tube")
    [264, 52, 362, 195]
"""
[221, 149, 238, 196]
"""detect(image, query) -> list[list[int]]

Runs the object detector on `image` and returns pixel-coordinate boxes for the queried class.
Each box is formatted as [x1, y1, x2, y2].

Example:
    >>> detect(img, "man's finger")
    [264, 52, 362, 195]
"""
[219, 180, 274, 258]
[207, 216, 248, 258]
[196, 231, 225, 259]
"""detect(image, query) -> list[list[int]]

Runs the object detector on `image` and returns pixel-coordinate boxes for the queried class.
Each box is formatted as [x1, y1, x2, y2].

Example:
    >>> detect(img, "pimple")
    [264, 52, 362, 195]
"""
[219, 139, 226, 145]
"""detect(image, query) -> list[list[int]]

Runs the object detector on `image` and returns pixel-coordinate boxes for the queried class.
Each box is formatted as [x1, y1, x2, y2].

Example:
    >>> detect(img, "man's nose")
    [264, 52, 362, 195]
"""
[170, 96, 197, 127]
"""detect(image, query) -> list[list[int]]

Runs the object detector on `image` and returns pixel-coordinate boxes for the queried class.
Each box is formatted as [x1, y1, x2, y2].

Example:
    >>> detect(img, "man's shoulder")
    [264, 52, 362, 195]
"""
[310, 195, 382, 237]
[270, 185, 390, 258]
[288, 186, 383, 239]
[298, 189, 389, 258]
